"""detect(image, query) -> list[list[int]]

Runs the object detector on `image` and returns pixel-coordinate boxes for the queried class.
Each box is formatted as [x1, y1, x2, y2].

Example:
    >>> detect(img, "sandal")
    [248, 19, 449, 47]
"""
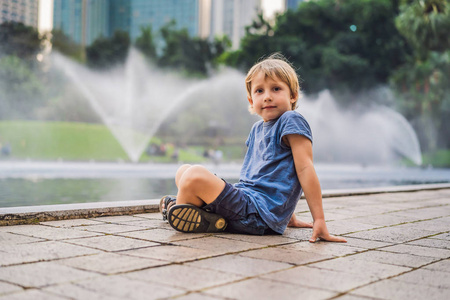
[159, 195, 177, 221]
[167, 204, 227, 233]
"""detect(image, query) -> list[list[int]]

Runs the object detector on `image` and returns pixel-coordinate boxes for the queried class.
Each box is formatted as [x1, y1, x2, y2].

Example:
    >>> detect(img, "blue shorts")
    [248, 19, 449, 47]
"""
[203, 181, 278, 235]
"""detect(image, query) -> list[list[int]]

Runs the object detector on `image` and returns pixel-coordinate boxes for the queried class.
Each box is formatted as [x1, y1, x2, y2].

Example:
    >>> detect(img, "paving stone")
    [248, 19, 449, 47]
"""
[406, 238, 450, 249]
[351, 279, 449, 300]
[338, 237, 393, 249]
[56, 252, 167, 275]
[89, 215, 143, 223]
[40, 219, 102, 227]
[0, 224, 102, 240]
[120, 245, 216, 262]
[345, 249, 439, 268]
[116, 228, 209, 243]
[0, 241, 100, 267]
[0, 261, 97, 288]
[216, 232, 297, 246]
[431, 232, 450, 241]
[262, 266, 378, 293]
[44, 283, 124, 300]
[325, 220, 382, 235]
[0, 289, 68, 300]
[392, 206, 450, 220]
[281, 241, 365, 256]
[66, 235, 159, 252]
[348, 213, 419, 227]
[308, 256, 411, 279]
[239, 247, 333, 265]
[0, 232, 44, 245]
[173, 292, 227, 300]
[282, 227, 313, 240]
[402, 217, 450, 233]
[173, 236, 262, 254]
[0, 281, 23, 296]
[204, 277, 336, 300]
[113, 218, 167, 228]
[381, 244, 450, 258]
[133, 212, 162, 220]
[423, 259, 450, 273]
[394, 269, 450, 288]
[345, 225, 435, 243]
[125, 264, 243, 291]
[330, 294, 378, 300]
[185, 254, 292, 276]
[75, 275, 184, 300]
[78, 223, 146, 234]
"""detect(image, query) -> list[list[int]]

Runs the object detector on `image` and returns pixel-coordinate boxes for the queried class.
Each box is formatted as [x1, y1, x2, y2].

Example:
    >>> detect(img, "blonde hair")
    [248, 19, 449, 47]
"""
[245, 53, 300, 112]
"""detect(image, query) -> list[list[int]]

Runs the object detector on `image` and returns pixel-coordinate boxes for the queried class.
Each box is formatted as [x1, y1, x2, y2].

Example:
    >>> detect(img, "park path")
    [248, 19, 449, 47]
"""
[0, 187, 449, 299]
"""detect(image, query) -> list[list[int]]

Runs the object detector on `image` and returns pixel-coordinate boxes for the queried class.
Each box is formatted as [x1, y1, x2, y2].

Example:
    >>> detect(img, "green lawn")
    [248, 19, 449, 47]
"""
[0, 121, 206, 162]
[0, 121, 128, 161]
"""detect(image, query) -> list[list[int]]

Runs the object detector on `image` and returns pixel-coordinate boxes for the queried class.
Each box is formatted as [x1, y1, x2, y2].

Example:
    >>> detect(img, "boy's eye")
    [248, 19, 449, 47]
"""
[255, 89, 263, 93]
[273, 87, 281, 91]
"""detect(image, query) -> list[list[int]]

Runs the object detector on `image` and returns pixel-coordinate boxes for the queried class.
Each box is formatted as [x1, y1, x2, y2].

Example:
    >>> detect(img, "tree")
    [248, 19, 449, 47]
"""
[0, 55, 44, 119]
[86, 30, 130, 69]
[135, 25, 157, 61]
[223, 0, 411, 102]
[0, 22, 43, 63]
[50, 29, 85, 62]
[391, 0, 450, 150]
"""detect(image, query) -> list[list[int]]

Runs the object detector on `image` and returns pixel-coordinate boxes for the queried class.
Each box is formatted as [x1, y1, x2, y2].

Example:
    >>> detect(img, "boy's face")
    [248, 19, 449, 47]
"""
[248, 72, 295, 122]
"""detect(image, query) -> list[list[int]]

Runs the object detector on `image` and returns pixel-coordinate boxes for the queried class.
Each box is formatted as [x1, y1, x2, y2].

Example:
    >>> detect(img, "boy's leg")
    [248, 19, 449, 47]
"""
[176, 164, 226, 207]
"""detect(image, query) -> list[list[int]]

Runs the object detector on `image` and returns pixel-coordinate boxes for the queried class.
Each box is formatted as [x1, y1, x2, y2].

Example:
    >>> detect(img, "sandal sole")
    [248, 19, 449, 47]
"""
[168, 204, 227, 233]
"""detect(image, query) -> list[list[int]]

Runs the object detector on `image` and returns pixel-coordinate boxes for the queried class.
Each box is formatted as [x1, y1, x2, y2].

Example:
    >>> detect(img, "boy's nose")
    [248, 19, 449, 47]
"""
[264, 92, 272, 101]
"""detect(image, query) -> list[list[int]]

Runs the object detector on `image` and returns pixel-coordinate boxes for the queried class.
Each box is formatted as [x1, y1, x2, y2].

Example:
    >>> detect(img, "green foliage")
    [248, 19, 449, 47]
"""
[396, 0, 450, 60]
[392, 0, 450, 151]
[86, 30, 130, 69]
[0, 22, 43, 62]
[0, 55, 45, 119]
[135, 25, 157, 61]
[223, 0, 410, 98]
[157, 21, 212, 76]
[50, 29, 85, 62]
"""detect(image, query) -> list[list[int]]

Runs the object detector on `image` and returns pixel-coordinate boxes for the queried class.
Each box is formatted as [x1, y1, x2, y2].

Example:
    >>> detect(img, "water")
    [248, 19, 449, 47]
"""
[53, 50, 422, 165]
[1, 162, 448, 207]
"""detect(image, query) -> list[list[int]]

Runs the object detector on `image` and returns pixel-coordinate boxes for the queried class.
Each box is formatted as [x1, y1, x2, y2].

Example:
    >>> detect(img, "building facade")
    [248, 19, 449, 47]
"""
[52, 0, 260, 49]
[0, 0, 39, 28]
[53, 0, 108, 46]
[210, 0, 261, 49]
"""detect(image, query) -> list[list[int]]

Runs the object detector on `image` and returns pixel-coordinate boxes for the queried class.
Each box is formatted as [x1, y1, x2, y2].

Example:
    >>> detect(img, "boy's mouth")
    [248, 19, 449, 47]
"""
[263, 106, 276, 109]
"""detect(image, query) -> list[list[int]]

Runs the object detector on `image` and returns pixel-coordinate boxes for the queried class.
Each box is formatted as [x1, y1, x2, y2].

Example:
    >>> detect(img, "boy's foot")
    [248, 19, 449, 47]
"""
[159, 195, 177, 221]
[168, 204, 227, 233]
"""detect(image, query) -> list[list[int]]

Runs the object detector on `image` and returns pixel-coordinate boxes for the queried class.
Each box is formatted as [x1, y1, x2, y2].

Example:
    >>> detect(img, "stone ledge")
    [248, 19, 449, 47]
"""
[1, 183, 449, 226]
[0, 199, 159, 226]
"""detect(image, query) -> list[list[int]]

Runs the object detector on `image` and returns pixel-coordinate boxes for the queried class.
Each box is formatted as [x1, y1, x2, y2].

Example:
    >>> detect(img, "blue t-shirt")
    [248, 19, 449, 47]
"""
[234, 110, 313, 234]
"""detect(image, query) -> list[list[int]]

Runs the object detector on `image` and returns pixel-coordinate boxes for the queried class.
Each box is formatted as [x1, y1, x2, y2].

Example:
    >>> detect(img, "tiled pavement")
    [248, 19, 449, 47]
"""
[0, 188, 449, 300]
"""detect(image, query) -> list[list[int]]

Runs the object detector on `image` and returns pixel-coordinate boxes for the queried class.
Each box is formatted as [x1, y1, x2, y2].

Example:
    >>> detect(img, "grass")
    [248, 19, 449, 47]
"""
[422, 149, 450, 168]
[0, 121, 206, 162]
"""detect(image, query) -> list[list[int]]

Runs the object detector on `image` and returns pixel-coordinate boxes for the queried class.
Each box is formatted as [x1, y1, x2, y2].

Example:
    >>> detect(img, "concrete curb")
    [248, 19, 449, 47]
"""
[1, 183, 449, 226]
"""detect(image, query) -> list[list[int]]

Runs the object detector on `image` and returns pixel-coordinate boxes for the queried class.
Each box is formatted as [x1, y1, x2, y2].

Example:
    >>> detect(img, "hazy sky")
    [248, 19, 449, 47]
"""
[38, 0, 285, 33]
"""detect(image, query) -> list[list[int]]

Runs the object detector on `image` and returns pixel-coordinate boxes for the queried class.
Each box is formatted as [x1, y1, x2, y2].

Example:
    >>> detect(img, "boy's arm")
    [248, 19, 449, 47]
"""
[285, 134, 346, 243]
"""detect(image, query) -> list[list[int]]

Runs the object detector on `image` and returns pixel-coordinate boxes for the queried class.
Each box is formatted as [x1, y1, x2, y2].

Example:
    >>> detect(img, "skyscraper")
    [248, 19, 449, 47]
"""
[0, 0, 39, 28]
[53, 0, 108, 46]
[210, 0, 261, 49]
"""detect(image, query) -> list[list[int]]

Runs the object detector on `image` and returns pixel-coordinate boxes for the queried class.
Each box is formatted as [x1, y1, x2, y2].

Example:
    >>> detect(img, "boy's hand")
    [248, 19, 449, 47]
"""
[309, 219, 347, 243]
[288, 213, 313, 228]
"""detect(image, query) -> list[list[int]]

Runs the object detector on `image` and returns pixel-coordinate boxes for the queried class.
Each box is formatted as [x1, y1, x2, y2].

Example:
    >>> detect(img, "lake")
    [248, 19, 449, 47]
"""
[1, 162, 449, 207]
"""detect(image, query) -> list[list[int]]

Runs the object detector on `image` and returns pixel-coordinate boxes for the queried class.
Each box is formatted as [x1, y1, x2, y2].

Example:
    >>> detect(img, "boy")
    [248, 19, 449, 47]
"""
[161, 54, 346, 243]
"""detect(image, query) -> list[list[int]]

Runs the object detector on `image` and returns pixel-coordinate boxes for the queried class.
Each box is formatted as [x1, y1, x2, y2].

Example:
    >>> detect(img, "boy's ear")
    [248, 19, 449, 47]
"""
[247, 96, 253, 105]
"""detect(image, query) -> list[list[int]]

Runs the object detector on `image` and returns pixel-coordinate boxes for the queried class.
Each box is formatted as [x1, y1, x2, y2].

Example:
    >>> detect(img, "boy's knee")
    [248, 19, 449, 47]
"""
[178, 165, 208, 189]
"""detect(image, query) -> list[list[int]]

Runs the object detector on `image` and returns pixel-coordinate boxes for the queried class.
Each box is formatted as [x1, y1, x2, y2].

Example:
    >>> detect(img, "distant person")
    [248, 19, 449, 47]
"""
[159, 54, 346, 243]
[1, 142, 11, 157]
